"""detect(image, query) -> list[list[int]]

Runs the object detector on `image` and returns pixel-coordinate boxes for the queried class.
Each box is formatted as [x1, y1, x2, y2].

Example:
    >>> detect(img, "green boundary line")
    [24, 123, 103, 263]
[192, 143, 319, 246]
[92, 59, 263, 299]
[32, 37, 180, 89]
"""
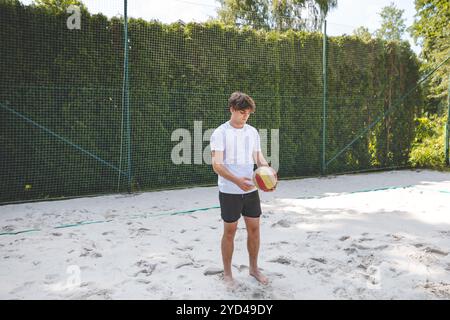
[0, 205, 221, 236]
[2, 183, 449, 237]
[295, 185, 449, 199]
[0, 228, 41, 236]
[295, 185, 415, 199]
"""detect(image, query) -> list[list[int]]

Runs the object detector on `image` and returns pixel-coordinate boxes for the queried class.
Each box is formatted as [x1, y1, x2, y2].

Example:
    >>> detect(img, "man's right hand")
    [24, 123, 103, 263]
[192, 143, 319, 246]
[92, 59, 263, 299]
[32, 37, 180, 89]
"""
[235, 177, 255, 192]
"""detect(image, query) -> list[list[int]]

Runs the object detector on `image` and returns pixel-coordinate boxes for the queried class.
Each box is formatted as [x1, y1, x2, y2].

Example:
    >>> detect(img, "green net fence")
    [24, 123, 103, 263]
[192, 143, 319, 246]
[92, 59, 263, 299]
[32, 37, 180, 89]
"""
[0, 0, 129, 203]
[325, 32, 420, 174]
[0, 0, 445, 205]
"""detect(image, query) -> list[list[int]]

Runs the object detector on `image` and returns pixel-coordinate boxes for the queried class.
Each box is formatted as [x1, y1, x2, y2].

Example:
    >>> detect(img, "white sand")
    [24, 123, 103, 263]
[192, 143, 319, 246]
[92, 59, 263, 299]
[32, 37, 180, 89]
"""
[0, 169, 449, 300]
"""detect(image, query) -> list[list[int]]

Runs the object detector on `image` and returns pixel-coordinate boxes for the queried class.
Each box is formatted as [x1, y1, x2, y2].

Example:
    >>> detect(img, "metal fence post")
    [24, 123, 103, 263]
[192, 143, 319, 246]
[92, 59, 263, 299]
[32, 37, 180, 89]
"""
[322, 19, 327, 175]
[446, 74, 450, 165]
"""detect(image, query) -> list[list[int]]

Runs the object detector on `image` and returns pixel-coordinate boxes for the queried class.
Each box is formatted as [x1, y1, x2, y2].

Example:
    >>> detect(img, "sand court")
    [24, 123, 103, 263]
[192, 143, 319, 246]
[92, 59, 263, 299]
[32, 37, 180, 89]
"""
[1, 169, 449, 299]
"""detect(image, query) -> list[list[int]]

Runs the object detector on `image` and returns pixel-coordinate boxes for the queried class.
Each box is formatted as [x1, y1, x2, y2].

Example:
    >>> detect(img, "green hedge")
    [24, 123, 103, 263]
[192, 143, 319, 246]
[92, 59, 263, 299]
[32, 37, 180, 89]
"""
[0, 1, 421, 203]
[409, 115, 448, 168]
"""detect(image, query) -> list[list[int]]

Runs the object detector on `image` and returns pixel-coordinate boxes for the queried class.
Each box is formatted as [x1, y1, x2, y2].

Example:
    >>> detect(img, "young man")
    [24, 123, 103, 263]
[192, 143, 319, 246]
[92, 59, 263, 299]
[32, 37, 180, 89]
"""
[210, 91, 276, 286]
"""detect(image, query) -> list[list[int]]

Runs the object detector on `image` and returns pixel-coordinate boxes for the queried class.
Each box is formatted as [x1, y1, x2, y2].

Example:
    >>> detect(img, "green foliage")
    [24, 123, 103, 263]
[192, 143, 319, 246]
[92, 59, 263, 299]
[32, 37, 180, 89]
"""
[32, 0, 87, 14]
[216, 0, 337, 31]
[411, 0, 450, 111]
[325, 38, 421, 172]
[353, 26, 372, 42]
[0, 1, 422, 203]
[409, 114, 447, 168]
[375, 2, 407, 41]
[217, 0, 270, 30]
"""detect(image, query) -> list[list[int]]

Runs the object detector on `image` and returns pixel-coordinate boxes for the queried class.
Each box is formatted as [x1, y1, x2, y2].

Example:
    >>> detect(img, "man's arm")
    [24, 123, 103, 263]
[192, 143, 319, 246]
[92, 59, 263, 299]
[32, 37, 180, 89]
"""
[253, 151, 270, 168]
[211, 150, 255, 192]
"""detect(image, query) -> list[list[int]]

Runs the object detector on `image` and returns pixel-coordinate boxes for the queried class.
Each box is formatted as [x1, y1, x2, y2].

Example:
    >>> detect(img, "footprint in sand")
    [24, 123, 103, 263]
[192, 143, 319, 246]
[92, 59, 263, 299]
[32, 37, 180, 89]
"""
[423, 246, 448, 256]
[175, 262, 194, 269]
[176, 246, 193, 251]
[2, 225, 15, 232]
[80, 249, 102, 258]
[385, 233, 404, 241]
[306, 231, 323, 240]
[271, 219, 292, 228]
[76, 289, 114, 300]
[136, 279, 151, 285]
[131, 228, 154, 237]
[251, 288, 272, 299]
[358, 237, 374, 242]
[310, 257, 327, 264]
[45, 274, 59, 281]
[351, 243, 389, 251]
[343, 247, 357, 256]
[386, 266, 408, 277]
[411, 244, 448, 258]
[333, 287, 349, 298]
[438, 230, 450, 237]
[268, 256, 293, 265]
[351, 243, 370, 250]
[203, 267, 223, 276]
[134, 260, 157, 277]
[10, 281, 35, 295]
[420, 281, 450, 299]
[305, 259, 330, 276]
[374, 245, 389, 250]
[267, 271, 285, 279]
[355, 254, 377, 272]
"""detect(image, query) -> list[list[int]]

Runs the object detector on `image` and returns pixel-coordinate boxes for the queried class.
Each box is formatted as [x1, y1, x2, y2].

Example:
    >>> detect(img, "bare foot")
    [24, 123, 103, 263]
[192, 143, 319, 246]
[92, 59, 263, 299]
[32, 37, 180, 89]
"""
[223, 274, 238, 289]
[249, 269, 269, 285]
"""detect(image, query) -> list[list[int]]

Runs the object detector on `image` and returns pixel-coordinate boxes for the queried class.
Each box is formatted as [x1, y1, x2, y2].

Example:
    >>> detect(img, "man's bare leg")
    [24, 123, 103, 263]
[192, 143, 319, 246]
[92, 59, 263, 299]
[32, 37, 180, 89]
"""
[222, 221, 238, 286]
[244, 216, 269, 285]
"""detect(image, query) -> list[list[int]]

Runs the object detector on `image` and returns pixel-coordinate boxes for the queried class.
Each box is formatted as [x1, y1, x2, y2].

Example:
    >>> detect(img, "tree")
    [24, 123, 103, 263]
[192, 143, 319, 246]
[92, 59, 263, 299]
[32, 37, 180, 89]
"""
[0, 0, 20, 5]
[216, 0, 338, 31]
[353, 26, 372, 42]
[411, 0, 450, 109]
[33, 0, 87, 14]
[375, 2, 406, 41]
[217, 0, 270, 30]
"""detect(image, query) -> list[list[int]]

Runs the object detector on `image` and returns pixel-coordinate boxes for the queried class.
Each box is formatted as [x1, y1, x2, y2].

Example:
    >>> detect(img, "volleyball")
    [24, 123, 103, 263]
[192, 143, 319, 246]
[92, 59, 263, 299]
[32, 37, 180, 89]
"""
[252, 166, 278, 191]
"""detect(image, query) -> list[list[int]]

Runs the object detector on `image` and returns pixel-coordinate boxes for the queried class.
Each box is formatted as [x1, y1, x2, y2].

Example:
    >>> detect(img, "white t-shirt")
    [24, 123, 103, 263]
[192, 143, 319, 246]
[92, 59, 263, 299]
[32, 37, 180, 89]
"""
[210, 121, 261, 194]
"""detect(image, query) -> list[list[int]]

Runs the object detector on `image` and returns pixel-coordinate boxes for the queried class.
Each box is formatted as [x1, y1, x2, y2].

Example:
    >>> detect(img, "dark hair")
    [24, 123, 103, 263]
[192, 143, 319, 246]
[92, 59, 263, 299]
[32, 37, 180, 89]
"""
[228, 91, 256, 112]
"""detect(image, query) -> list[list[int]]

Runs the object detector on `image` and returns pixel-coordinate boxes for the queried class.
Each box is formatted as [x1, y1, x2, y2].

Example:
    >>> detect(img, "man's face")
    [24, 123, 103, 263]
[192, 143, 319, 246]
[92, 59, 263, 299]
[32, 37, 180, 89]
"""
[230, 107, 253, 125]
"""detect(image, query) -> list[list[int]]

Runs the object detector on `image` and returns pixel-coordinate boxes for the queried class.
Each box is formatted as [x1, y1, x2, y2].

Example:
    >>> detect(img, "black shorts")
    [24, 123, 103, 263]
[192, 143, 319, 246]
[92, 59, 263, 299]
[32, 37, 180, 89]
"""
[218, 190, 262, 223]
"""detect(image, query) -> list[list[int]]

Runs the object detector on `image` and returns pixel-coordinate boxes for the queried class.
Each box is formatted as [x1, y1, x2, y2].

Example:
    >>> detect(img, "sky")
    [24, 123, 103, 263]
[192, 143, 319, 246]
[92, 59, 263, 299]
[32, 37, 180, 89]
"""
[326, 0, 420, 53]
[19, 0, 421, 54]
